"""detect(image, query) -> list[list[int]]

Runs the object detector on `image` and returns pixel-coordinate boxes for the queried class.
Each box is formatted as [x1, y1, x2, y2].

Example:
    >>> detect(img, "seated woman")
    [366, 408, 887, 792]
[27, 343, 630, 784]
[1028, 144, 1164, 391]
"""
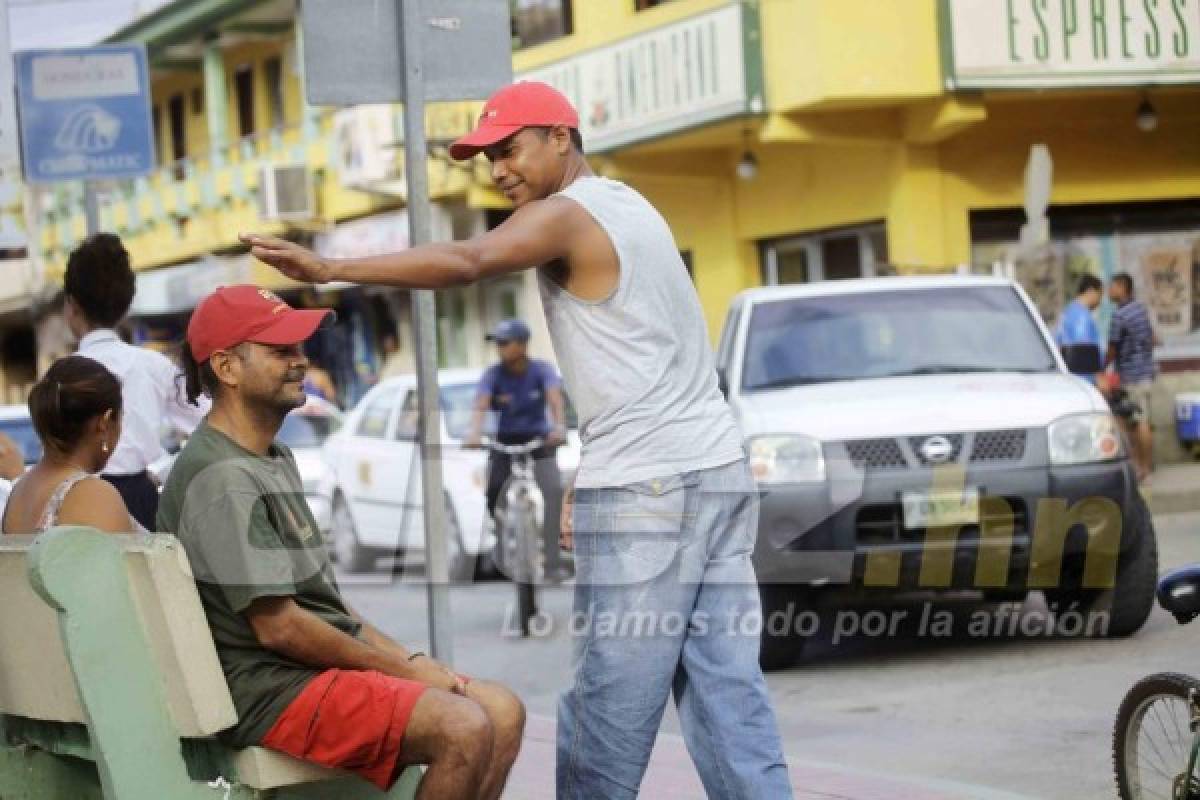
[1, 356, 139, 535]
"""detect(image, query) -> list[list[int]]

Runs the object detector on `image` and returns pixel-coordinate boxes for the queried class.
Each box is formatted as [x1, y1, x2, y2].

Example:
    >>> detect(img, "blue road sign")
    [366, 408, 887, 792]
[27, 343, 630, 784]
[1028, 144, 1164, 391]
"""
[15, 45, 156, 184]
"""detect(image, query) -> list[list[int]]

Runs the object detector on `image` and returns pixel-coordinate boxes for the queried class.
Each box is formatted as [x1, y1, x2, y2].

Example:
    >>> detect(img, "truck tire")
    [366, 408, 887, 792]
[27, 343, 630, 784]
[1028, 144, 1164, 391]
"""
[758, 584, 808, 672]
[1045, 493, 1157, 638]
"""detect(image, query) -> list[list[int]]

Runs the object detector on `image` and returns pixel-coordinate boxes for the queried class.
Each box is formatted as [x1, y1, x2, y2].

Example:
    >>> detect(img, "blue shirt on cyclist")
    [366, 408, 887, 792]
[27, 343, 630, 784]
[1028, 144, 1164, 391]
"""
[477, 319, 562, 441]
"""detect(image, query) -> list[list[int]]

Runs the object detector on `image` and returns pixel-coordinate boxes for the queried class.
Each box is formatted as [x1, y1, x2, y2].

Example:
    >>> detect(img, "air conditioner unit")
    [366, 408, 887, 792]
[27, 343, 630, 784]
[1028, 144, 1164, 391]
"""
[258, 164, 314, 221]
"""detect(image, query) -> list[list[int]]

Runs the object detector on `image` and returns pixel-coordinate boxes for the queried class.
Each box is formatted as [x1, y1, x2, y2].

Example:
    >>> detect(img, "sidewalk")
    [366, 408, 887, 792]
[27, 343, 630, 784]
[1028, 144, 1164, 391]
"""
[1143, 460, 1200, 516]
[505, 715, 1038, 800]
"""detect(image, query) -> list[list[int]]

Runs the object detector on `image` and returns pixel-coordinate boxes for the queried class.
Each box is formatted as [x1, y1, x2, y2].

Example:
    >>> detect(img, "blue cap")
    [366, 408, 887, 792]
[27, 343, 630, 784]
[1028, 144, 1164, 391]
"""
[486, 318, 531, 343]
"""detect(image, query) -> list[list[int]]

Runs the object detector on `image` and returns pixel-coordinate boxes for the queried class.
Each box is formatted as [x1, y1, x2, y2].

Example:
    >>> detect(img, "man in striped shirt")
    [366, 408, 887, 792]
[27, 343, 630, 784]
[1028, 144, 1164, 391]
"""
[1106, 273, 1159, 482]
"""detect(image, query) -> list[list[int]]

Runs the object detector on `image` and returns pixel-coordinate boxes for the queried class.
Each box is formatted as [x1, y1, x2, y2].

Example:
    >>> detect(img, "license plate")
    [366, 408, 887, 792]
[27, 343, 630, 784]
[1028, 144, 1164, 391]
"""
[901, 488, 981, 530]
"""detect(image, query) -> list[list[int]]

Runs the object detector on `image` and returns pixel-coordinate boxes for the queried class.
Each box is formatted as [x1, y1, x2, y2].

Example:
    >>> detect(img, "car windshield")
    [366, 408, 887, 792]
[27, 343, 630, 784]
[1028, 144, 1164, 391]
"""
[0, 418, 42, 464]
[277, 412, 340, 449]
[741, 286, 1059, 391]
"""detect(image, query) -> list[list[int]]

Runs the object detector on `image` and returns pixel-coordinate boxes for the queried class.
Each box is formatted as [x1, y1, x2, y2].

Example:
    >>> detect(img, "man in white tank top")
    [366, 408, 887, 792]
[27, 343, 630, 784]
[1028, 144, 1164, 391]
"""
[243, 81, 792, 799]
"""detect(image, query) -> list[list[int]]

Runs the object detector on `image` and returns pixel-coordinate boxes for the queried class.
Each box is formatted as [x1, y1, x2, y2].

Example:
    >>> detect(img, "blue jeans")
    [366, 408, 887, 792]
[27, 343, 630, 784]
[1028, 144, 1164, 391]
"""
[557, 459, 792, 799]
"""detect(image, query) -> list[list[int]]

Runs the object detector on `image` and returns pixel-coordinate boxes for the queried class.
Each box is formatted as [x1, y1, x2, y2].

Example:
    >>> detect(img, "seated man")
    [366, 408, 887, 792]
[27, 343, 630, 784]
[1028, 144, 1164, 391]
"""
[158, 286, 524, 799]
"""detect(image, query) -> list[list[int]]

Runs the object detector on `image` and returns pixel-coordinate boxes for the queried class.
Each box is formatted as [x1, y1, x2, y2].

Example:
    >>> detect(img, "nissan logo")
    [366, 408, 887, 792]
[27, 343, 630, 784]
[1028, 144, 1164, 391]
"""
[919, 436, 955, 464]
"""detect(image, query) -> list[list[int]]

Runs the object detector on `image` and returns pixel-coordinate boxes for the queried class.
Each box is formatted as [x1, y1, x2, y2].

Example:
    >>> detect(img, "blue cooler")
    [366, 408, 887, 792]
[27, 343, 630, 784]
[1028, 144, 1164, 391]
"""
[1177, 394, 1200, 444]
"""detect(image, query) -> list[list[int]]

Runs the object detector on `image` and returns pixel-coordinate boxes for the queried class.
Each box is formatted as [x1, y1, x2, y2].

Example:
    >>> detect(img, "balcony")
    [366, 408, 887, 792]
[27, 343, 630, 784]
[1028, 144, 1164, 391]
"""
[39, 102, 492, 278]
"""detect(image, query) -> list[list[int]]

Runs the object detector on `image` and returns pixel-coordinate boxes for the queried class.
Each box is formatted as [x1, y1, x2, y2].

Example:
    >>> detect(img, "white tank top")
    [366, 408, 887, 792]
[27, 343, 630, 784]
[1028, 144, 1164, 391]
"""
[538, 176, 744, 489]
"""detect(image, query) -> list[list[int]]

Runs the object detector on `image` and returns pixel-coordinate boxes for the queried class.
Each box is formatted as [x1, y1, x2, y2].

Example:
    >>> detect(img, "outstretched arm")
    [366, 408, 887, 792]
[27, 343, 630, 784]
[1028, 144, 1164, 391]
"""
[242, 195, 581, 289]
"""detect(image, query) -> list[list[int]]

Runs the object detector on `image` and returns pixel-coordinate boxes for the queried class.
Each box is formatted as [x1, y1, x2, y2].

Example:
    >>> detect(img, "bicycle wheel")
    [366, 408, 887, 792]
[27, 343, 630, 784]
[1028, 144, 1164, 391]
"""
[512, 503, 539, 636]
[1114, 672, 1200, 800]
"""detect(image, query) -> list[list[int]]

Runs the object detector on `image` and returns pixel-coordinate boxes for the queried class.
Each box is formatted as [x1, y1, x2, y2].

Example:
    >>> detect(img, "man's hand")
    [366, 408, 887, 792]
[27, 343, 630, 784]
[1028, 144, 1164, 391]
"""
[545, 429, 566, 448]
[241, 233, 335, 284]
[0, 433, 23, 480]
[406, 654, 468, 695]
[560, 482, 574, 551]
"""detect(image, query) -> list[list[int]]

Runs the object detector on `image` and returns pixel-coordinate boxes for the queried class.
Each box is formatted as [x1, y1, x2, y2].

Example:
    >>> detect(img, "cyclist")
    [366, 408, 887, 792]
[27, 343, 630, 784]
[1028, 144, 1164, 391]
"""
[465, 319, 570, 582]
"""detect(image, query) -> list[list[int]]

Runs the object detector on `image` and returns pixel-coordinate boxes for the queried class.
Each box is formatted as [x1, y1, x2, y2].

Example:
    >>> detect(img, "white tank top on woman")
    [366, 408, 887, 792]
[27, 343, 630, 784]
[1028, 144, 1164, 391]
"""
[538, 176, 744, 489]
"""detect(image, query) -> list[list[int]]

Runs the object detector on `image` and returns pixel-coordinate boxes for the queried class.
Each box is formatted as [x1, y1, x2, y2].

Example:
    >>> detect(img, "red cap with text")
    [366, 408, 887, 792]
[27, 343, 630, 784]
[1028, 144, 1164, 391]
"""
[448, 81, 580, 161]
[187, 285, 332, 362]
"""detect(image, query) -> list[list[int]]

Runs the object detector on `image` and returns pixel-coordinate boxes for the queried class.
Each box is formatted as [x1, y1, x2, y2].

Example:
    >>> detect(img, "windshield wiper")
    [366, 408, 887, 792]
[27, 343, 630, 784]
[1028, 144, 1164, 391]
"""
[882, 365, 1052, 377]
[748, 375, 856, 391]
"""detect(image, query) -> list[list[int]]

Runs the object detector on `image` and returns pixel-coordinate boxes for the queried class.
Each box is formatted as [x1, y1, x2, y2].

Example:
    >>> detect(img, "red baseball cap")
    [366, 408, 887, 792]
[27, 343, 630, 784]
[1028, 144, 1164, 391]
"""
[187, 285, 333, 363]
[449, 81, 580, 161]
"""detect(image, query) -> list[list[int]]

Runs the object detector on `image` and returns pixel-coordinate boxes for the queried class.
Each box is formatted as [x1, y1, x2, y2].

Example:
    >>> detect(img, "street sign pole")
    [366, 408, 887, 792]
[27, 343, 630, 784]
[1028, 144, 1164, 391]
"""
[83, 184, 100, 235]
[399, 0, 454, 664]
[301, 0, 512, 666]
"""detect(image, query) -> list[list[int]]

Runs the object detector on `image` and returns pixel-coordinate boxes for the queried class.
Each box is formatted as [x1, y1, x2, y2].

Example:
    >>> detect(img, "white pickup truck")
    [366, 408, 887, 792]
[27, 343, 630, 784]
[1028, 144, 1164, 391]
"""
[715, 276, 1157, 669]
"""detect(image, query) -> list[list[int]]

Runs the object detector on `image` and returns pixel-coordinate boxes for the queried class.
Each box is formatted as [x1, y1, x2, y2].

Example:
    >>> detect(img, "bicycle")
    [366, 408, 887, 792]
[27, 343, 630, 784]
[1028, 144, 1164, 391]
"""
[1114, 563, 1200, 799]
[483, 436, 546, 637]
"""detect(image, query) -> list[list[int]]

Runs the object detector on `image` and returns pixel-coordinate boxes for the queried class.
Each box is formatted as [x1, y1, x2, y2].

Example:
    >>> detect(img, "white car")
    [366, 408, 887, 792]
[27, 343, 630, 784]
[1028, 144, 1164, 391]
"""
[717, 276, 1157, 668]
[323, 368, 581, 575]
[0, 405, 39, 520]
[276, 397, 343, 537]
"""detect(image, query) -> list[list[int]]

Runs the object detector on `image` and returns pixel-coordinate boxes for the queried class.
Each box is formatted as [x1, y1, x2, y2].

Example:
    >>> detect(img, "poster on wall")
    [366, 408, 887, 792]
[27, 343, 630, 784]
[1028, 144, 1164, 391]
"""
[1012, 245, 1065, 328]
[1140, 247, 1192, 338]
[1121, 233, 1196, 338]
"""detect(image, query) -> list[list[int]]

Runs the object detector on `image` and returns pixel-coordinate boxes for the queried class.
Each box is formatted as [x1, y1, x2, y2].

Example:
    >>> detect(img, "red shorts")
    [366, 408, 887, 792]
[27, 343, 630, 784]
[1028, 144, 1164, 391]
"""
[261, 669, 427, 790]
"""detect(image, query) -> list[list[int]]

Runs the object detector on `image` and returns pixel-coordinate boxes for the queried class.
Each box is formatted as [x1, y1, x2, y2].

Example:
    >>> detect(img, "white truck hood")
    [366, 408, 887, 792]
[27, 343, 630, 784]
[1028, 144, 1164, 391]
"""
[734, 372, 1106, 441]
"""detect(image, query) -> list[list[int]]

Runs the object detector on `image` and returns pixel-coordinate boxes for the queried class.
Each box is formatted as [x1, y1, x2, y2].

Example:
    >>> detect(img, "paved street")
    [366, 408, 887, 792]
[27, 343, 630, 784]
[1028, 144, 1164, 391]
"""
[342, 510, 1200, 800]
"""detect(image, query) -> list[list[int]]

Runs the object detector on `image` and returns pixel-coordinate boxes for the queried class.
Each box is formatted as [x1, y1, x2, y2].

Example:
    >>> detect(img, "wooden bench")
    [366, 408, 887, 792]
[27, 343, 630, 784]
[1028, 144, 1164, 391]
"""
[0, 526, 421, 799]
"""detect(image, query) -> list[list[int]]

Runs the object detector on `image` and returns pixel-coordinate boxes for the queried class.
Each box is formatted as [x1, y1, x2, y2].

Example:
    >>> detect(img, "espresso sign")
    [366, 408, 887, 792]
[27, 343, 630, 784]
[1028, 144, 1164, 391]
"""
[943, 0, 1200, 88]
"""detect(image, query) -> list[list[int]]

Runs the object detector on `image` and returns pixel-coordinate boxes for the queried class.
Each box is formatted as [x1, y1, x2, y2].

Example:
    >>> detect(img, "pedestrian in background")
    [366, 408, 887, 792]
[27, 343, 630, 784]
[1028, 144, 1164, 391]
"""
[62, 233, 208, 529]
[1106, 272, 1160, 482]
[1056, 274, 1104, 383]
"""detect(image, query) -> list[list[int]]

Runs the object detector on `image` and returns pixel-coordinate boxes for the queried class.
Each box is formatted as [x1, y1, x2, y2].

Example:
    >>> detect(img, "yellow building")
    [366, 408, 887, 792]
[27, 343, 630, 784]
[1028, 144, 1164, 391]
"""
[35, 0, 1200, 439]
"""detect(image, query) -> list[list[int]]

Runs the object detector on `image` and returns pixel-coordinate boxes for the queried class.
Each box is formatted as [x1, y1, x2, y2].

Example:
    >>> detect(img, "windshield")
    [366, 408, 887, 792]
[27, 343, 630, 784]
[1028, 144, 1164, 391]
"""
[0, 418, 41, 464]
[741, 286, 1059, 391]
[277, 412, 340, 449]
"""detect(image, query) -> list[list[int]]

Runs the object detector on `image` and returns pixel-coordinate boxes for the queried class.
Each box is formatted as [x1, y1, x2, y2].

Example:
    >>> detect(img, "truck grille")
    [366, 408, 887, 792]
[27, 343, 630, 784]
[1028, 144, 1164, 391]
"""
[846, 438, 907, 470]
[909, 434, 964, 466]
[841, 429, 1029, 471]
[970, 430, 1027, 463]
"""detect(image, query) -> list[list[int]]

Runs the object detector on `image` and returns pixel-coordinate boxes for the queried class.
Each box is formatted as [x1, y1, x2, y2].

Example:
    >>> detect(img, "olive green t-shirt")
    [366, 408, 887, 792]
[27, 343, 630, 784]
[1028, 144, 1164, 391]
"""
[156, 421, 361, 747]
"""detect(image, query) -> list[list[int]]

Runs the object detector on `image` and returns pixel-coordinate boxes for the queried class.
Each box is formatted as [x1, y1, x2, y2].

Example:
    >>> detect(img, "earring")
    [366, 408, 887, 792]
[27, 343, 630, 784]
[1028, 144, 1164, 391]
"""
[102, 441, 109, 454]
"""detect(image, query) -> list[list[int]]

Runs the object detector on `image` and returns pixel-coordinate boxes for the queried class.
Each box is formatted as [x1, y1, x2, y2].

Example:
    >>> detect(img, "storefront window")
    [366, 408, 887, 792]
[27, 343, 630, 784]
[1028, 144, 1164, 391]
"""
[970, 201, 1200, 341]
[512, 0, 572, 49]
[761, 224, 887, 286]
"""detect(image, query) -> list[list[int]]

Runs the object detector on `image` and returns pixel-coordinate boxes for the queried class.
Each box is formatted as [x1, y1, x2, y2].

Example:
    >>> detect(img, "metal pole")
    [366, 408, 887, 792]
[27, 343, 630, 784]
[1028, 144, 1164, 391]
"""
[399, 0, 454, 664]
[83, 183, 100, 235]
[0, 0, 18, 188]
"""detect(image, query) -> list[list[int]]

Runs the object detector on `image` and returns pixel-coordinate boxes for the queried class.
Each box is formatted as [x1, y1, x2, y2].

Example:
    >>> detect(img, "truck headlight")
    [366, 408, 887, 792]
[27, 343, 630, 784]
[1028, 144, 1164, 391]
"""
[1047, 413, 1123, 465]
[748, 435, 826, 484]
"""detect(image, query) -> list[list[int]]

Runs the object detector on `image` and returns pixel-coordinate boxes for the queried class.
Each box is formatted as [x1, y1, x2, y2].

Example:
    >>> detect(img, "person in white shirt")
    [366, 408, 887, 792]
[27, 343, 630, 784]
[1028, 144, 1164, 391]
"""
[62, 234, 209, 529]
